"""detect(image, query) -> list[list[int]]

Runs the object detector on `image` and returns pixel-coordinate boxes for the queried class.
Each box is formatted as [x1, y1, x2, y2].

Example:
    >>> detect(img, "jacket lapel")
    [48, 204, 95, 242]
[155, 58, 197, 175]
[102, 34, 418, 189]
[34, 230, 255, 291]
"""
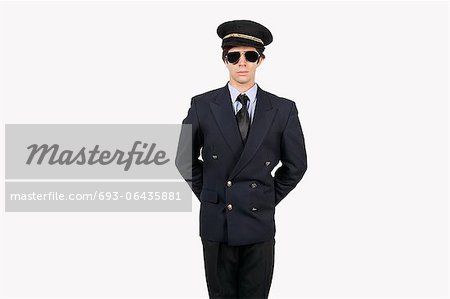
[210, 83, 278, 180]
[210, 84, 244, 162]
[229, 85, 277, 179]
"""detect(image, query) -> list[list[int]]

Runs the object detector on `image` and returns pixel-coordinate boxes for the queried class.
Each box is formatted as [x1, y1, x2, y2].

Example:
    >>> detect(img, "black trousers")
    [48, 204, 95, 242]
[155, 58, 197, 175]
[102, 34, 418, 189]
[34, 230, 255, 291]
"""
[201, 238, 275, 299]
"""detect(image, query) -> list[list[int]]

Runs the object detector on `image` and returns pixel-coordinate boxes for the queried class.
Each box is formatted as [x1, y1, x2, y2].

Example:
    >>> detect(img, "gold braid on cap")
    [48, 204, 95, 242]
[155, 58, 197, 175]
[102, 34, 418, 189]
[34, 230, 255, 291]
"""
[223, 33, 264, 45]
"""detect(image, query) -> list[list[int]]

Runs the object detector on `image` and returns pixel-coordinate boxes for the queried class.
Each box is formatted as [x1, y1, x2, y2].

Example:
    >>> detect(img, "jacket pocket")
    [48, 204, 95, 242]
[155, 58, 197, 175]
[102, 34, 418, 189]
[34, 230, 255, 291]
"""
[200, 188, 218, 204]
[249, 187, 275, 211]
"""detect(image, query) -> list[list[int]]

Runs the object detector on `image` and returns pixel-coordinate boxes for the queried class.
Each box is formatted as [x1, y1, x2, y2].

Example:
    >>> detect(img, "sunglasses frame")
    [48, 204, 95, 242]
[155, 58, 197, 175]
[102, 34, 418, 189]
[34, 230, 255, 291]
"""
[226, 51, 261, 64]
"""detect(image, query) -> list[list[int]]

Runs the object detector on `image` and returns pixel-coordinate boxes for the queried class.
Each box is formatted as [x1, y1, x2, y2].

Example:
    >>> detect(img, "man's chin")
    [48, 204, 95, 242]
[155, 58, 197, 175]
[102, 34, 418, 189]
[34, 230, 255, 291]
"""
[234, 77, 250, 84]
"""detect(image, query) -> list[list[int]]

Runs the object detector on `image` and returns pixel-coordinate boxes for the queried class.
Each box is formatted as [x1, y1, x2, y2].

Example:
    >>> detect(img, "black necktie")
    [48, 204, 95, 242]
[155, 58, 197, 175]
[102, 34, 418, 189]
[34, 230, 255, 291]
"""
[236, 94, 250, 144]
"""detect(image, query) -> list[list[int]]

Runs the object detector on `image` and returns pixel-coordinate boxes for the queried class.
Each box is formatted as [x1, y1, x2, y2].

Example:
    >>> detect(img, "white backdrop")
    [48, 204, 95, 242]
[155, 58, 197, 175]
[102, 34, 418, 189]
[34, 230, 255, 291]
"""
[0, 1, 448, 298]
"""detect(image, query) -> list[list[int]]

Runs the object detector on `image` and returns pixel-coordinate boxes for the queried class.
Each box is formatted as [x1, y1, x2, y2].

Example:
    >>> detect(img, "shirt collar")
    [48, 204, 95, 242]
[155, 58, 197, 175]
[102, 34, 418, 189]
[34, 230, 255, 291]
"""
[228, 82, 258, 105]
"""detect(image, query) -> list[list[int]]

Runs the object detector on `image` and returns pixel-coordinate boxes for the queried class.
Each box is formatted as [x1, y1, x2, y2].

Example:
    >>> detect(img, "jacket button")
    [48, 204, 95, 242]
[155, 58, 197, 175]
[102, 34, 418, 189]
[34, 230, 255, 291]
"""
[251, 207, 258, 211]
[251, 183, 257, 188]
[227, 181, 232, 187]
[212, 154, 218, 159]
[265, 161, 271, 166]
[227, 204, 233, 211]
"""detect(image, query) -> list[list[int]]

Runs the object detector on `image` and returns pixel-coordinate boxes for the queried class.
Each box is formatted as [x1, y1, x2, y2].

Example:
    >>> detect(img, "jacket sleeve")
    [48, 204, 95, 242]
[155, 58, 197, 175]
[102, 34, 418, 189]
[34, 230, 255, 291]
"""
[175, 97, 204, 201]
[274, 101, 307, 206]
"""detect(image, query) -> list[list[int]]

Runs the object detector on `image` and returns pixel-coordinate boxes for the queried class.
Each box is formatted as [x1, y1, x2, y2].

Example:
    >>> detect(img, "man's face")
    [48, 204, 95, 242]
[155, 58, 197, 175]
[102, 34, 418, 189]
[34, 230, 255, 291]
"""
[224, 46, 263, 86]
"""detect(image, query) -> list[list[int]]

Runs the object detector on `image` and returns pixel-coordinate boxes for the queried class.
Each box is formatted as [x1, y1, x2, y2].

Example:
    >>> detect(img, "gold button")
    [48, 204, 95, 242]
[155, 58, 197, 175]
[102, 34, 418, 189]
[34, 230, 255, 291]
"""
[212, 154, 218, 159]
[251, 183, 257, 188]
[227, 204, 233, 211]
[227, 181, 232, 187]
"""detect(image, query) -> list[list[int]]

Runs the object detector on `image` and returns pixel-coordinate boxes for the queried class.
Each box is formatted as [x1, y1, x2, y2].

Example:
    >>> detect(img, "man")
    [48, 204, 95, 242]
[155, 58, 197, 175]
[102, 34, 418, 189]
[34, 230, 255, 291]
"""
[175, 19, 307, 299]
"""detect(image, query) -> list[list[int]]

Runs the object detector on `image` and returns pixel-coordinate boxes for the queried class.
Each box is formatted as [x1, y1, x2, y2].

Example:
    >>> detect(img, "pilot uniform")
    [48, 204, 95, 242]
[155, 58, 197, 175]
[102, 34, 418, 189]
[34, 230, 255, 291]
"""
[175, 19, 307, 299]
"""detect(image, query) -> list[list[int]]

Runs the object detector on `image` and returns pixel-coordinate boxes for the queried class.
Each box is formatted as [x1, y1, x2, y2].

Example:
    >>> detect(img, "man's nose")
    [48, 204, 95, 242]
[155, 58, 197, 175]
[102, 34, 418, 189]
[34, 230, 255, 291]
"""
[238, 53, 247, 66]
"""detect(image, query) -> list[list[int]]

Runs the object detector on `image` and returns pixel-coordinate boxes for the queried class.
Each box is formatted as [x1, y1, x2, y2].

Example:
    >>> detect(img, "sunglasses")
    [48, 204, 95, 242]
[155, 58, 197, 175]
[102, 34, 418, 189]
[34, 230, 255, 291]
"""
[226, 51, 260, 64]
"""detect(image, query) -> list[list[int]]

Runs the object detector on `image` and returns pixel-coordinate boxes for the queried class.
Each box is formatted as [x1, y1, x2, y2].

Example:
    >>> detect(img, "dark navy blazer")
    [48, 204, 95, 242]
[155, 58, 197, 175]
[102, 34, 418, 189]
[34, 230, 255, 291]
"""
[175, 83, 307, 246]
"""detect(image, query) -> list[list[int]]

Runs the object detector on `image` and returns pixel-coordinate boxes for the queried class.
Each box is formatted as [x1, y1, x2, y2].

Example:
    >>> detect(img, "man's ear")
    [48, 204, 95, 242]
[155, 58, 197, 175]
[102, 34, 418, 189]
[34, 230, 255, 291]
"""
[257, 57, 264, 66]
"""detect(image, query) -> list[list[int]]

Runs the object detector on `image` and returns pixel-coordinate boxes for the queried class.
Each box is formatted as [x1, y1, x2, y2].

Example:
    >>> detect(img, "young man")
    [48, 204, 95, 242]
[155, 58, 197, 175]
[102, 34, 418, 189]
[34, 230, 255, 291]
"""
[175, 20, 307, 299]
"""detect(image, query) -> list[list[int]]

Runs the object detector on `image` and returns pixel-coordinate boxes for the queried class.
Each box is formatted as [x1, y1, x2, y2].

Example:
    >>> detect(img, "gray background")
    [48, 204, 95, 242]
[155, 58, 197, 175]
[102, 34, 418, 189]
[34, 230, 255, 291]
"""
[0, 1, 448, 298]
[6, 124, 191, 179]
[6, 182, 192, 212]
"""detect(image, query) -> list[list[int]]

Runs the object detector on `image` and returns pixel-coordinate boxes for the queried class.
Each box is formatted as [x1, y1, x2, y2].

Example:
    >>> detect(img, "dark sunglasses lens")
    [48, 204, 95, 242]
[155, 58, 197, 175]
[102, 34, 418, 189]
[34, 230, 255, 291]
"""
[245, 51, 259, 63]
[227, 52, 240, 64]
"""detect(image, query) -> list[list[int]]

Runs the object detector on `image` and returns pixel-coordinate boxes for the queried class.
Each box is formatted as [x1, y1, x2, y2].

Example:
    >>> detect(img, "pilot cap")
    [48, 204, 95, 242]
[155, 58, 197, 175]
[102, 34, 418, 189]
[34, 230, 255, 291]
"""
[217, 20, 273, 50]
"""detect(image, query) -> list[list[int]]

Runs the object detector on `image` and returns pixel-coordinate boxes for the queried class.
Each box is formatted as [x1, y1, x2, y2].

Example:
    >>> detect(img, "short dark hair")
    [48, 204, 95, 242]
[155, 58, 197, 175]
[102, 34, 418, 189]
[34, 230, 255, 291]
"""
[221, 46, 265, 63]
